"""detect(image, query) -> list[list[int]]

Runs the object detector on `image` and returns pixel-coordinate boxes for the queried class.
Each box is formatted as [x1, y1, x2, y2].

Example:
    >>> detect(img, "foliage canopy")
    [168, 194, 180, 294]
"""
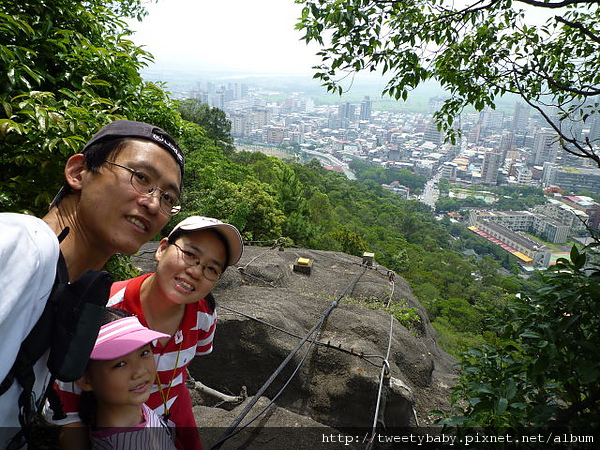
[440, 246, 600, 431]
[0, 0, 188, 214]
[296, 0, 600, 166]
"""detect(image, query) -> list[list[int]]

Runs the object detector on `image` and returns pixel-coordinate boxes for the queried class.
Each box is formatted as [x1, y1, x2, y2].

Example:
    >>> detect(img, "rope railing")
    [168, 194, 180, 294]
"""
[365, 315, 394, 450]
[217, 303, 386, 369]
[137, 236, 408, 448]
[208, 265, 367, 450]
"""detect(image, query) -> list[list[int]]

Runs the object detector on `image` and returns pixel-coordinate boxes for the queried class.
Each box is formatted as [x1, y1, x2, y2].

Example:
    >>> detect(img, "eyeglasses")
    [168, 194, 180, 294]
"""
[104, 161, 181, 216]
[170, 242, 222, 281]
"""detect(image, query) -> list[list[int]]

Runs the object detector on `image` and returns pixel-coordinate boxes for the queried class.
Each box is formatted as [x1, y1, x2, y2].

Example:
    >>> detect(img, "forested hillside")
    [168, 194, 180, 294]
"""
[2, 0, 598, 439]
[175, 120, 533, 356]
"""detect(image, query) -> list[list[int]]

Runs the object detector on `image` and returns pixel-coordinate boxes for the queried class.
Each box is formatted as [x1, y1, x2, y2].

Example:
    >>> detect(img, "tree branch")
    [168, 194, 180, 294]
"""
[552, 387, 600, 426]
[554, 16, 600, 44]
[373, 0, 596, 9]
[191, 380, 247, 404]
[515, 0, 597, 8]
[524, 105, 600, 167]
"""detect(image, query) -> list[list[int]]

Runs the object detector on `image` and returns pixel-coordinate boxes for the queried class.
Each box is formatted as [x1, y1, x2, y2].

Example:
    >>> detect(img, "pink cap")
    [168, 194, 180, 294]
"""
[90, 317, 169, 360]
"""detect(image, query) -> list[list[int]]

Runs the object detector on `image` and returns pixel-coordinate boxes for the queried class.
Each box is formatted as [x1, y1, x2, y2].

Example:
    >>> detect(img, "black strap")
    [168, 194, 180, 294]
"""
[3, 226, 113, 449]
[0, 228, 69, 396]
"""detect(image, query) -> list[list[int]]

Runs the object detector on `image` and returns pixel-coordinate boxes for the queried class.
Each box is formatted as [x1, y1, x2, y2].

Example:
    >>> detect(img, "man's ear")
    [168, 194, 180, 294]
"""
[75, 372, 94, 392]
[155, 237, 170, 263]
[64, 154, 87, 192]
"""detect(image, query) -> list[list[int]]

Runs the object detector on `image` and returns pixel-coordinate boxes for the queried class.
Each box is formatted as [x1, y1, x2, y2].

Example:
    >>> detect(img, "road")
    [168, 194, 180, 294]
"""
[419, 170, 441, 208]
[303, 149, 356, 180]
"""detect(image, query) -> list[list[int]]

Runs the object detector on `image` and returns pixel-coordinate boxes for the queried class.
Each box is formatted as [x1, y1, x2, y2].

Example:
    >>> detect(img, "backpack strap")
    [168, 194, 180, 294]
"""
[0, 239, 68, 396]
[2, 228, 70, 449]
[3, 226, 113, 448]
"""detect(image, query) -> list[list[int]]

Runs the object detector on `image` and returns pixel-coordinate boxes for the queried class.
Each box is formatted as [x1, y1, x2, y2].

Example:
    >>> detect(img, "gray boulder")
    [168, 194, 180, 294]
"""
[133, 244, 457, 445]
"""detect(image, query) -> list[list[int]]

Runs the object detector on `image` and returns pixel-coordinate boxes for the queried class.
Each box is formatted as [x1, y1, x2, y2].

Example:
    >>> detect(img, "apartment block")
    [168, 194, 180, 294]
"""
[469, 220, 551, 267]
[558, 195, 600, 230]
[533, 199, 589, 235]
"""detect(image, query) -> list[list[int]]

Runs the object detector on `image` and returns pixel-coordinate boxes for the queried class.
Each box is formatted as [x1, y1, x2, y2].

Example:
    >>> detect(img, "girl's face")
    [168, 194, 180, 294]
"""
[154, 229, 227, 305]
[78, 344, 156, 408]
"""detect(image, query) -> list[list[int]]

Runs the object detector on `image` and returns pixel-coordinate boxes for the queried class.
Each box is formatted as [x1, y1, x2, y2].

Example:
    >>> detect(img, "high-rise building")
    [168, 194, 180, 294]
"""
[499, 132, 514, 164]
[359, 96, 372, 121]
[542, 163, 600, 194]
[251, 107, 272, 127]
[428, 96, 446, 114]
[440, 162, 458, 181]
[338, 102, 356, 121]
[481, 150, 501, 185]
[468, 123, 482, 144]
[533, 129, 559, 165]
[512, 102, 530, 132]
[230, 113, 249, 137]
[423, 120, 443, 145]
[515, 165, 532, 185]
[588, 114, 600, 148]
[480, 109, 505, 132]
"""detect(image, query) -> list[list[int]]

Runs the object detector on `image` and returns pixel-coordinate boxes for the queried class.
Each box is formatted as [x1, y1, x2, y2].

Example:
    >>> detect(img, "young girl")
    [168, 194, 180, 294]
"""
[52, 216, 244, 449]
[76, 307, 176, 449]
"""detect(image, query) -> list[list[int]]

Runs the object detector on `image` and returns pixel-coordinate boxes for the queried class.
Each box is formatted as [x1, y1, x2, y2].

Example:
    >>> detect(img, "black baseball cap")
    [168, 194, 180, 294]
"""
[83, 120, 184, 176]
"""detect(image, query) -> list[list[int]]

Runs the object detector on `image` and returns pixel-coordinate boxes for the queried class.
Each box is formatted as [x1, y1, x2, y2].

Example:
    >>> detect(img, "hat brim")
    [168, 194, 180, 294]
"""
[173, 220, 243, 266]
[90, 328, 169, 360]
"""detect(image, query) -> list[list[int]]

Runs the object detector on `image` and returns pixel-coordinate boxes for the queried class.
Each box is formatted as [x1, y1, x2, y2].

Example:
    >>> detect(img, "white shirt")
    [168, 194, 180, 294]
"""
[0, 213, 59, 446]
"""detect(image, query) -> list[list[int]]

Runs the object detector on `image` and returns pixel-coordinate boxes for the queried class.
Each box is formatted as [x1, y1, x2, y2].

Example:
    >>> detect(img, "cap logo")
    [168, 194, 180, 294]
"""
[81, 121, 185, 176]
[152, 131, 184, 167]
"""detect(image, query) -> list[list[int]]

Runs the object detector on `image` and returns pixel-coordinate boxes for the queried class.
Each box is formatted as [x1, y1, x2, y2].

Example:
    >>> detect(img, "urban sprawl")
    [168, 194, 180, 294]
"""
[182, 79, 600, 271]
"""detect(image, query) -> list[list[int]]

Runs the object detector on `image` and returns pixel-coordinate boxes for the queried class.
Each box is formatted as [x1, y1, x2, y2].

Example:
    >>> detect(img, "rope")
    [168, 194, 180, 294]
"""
[217, 303, 385, 368]
[208, 266, 367, 450]
[386, 278, 395, 308]
[297, 247, 397, 280]
[365, 315, 394, 450]
[235, 270, 279, 287]
[222, 326, 321, 444]
[238, 246, 273, 271]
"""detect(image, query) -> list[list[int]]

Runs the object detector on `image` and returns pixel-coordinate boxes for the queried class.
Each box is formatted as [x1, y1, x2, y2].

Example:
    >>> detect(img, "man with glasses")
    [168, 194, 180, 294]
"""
[51, 216, 244, 450]
[0, 120, 185, 448]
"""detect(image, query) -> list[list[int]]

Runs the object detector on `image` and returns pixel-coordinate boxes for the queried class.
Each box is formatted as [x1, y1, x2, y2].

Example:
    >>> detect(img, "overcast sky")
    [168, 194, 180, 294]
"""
[129, 0, 321, 75]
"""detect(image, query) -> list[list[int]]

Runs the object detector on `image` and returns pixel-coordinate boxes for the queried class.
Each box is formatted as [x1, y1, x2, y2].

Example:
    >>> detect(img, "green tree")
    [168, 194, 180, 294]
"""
[327, 224, 368, 256]
[430, 297, 483, 334]
[196, 179, 285, 242]
[297, 0, 600, 167]
[307, 191, 333, 225]
[1, 0, 186, 214]
[438, 178, 451, 196]
[440, 247, 600, 430]
[178, 98, 234, 155]
[276, 164, 317, 244]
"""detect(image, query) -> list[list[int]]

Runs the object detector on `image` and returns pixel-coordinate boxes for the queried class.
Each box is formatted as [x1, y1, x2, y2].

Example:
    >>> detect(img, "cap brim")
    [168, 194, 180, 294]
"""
[90, 328, 169, 360]
[174, 220, 243, 266]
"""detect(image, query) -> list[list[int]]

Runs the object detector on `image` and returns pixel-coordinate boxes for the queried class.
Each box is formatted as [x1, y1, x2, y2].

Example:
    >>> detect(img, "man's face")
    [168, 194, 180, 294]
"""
[77, 139, 182, 256]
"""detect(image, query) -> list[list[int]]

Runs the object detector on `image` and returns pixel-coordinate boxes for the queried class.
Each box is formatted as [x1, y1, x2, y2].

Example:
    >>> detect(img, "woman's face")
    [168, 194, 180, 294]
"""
[154, 229, 227, 305]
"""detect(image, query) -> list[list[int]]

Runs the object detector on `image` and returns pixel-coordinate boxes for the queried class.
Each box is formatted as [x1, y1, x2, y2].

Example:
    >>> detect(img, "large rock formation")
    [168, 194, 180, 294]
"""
[133, 244, 458, 448]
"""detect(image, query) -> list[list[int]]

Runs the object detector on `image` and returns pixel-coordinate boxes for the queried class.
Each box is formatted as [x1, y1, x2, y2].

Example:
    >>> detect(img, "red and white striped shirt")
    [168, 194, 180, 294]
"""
[50, 273, 214, 449]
